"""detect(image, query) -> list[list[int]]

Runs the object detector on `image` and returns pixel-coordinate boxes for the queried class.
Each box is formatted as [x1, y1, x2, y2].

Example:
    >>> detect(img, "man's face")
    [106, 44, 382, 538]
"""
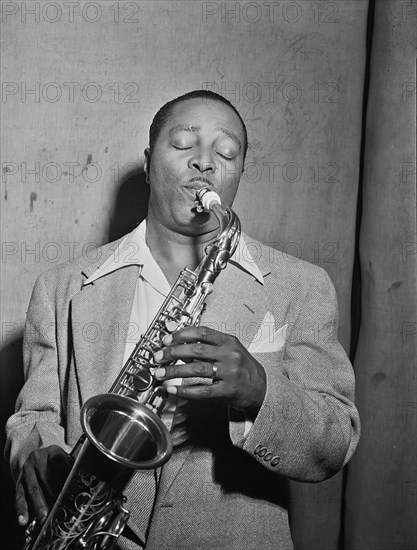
[145, 98, 245, 236]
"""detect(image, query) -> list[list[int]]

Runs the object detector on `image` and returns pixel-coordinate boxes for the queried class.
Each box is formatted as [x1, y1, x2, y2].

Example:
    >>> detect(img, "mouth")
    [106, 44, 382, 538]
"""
[182, 178, 214, 203]
[182, 186, 203, 204]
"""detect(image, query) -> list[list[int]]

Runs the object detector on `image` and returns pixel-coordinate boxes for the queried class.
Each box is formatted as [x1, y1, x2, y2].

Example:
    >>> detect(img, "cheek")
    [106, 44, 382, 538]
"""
[219, 166, 241, 203]
[150, 162, 180, 197]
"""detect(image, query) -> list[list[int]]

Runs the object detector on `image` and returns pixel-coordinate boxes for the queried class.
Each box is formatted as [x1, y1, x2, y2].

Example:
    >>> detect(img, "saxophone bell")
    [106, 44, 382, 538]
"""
[23, 394, 173, 550]
[81, 393, 173, 470]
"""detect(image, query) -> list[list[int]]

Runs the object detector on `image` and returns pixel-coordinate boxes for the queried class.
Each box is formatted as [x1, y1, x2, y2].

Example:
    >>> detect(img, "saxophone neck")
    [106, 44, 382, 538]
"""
[195, 189, 241, 283]
[196, 188, 241, 247]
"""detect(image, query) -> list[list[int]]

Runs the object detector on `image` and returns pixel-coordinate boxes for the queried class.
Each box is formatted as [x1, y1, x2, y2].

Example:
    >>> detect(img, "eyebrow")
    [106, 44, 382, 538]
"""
[169, 125, 200, 136]
[215, 127, 242, 150]
[169, 125, 242, 150]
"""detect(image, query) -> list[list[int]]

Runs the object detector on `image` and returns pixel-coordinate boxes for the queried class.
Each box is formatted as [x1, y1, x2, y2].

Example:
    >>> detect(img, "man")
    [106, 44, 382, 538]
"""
[6, 90, 360, 550]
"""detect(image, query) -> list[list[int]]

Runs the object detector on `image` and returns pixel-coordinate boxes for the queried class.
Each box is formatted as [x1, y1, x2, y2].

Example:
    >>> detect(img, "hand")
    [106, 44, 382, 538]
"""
[15, 445, 72, 527]
[153, 326, 266, 411]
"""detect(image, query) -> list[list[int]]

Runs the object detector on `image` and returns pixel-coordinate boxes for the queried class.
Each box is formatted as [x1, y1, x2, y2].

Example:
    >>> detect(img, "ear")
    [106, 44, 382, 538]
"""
[144, 148, 151, 184]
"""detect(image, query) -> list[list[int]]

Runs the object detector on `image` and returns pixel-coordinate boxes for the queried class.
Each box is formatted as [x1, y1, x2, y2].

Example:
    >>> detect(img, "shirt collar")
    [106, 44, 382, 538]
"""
[229, 234, 264, 284]
[83, 219, 264, 287]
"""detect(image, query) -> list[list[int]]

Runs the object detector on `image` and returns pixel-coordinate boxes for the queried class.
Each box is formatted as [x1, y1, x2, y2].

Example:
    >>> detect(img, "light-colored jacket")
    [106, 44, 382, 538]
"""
[5, 235, 360, 550]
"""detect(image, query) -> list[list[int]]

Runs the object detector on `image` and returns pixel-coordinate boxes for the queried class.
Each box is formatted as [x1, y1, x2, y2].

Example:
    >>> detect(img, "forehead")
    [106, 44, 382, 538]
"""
[164, 98, 245, 140]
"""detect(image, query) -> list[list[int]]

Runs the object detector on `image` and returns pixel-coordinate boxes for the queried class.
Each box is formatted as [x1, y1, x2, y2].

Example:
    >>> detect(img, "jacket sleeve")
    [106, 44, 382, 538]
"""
[5, 274, 71, 482]
[229, 268, 360, 482]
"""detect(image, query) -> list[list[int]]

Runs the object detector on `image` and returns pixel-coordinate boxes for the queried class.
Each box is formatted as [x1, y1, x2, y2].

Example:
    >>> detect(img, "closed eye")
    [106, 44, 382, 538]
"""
[217, 152, 234, 161]
[173, 145, 192, 151]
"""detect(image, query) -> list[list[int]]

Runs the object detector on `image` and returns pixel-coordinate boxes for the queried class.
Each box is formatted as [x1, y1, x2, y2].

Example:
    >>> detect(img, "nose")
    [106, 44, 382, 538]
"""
[187, 148, 216, 174]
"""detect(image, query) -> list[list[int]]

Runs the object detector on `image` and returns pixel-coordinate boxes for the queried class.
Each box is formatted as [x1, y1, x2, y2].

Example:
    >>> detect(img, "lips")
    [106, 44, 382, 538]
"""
[182, 187, 199, 201]
[183, 178, 213, 190]
[182, 179, 213, 202]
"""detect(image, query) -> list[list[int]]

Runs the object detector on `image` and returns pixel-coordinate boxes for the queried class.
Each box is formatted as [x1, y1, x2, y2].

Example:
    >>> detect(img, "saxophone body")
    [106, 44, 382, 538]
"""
[22, 189, 241, 550]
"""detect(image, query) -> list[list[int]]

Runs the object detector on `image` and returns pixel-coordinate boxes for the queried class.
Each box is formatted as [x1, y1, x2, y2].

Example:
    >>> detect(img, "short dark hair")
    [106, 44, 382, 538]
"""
[148, 89, 248, 160]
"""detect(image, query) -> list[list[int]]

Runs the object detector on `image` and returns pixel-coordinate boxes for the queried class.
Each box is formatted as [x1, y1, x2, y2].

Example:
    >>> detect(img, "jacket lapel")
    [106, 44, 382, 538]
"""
[71, 263, 140, 404]
[204, 262, 271, 349]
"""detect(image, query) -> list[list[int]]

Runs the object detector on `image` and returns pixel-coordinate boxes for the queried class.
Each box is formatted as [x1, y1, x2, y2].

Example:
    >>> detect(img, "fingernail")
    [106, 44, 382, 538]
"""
[154, 350, 164, 362]
[166, 386, 178, 395]
[162, 334, 173, 345]
[154, 368, 166, 379]
[18, 515, 27, 526]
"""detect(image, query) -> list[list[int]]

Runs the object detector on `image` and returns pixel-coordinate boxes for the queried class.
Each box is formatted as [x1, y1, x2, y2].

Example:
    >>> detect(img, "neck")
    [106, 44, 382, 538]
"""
[145, 215, 218, 285]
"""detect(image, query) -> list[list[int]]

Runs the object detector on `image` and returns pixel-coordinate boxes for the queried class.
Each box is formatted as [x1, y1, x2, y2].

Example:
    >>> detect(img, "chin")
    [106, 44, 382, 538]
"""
[176, 209, 217, 236]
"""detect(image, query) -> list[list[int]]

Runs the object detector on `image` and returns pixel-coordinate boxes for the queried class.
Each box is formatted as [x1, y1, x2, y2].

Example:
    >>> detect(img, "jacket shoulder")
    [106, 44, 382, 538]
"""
[242, 233, 331, 290]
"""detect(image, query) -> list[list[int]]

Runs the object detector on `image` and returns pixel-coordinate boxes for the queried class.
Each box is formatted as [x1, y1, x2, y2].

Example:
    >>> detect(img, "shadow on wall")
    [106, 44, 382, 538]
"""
[108, 165, 150, 242]
[0, 167, 150, 549]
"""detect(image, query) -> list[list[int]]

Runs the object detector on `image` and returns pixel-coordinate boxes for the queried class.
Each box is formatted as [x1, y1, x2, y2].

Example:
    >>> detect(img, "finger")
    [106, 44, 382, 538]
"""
[15, 480, 29, 526]
[23, 464, 49, 522]
[155, 360, 219, 381]
[154, 342, 219, 365]
[163, 326, 229, 346]
[167, 382, 225, 400]
[33, 449, 72, 510]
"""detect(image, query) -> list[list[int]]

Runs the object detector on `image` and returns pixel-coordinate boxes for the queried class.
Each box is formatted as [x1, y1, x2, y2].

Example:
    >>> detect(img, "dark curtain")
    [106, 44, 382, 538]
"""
[344, 1, 417, 549]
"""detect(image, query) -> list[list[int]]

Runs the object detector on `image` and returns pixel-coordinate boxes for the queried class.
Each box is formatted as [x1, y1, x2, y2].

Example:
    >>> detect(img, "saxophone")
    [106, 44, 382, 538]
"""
[22, 188, 241, 550]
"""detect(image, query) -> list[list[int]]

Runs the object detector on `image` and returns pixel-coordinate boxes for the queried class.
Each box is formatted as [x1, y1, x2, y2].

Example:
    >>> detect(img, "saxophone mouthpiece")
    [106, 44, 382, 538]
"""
[195, 188, 221, 212]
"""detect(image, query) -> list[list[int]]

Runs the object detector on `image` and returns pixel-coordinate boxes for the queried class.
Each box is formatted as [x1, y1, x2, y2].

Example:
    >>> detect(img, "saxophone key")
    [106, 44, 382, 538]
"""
[130, 356, 149, 367]
[165, 319, 179, 333]
[131, 368, 153, 392]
